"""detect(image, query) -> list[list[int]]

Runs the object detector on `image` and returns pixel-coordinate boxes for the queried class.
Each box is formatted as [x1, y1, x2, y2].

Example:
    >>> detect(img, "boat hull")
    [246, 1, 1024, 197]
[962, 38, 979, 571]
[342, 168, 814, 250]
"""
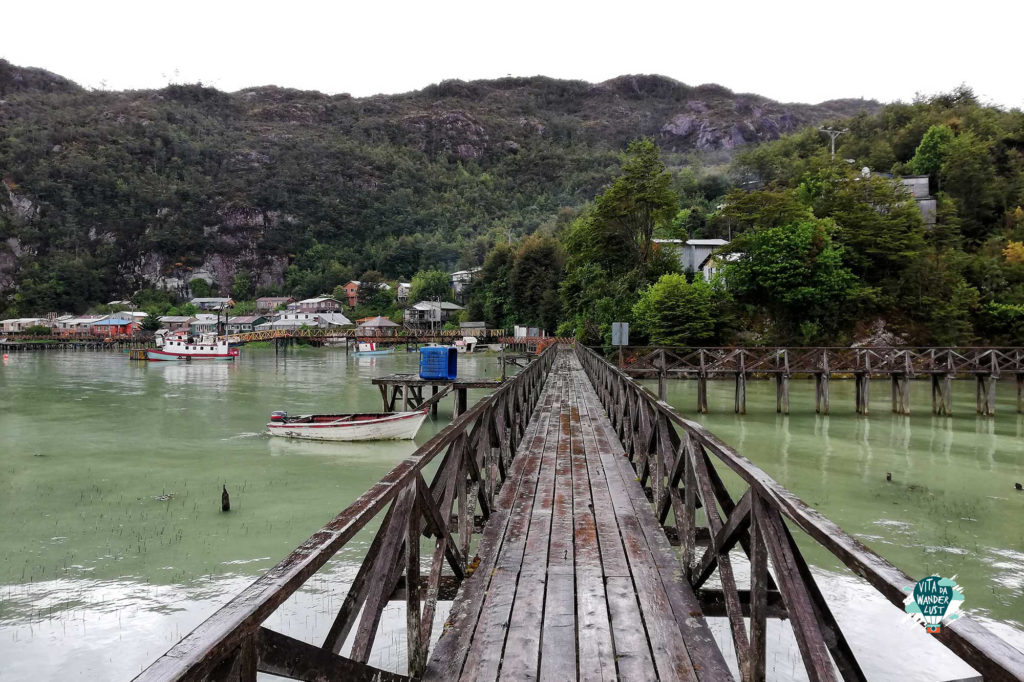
[352, 349, 395, 356]
[267, 410, 428, 441]
[146, 349, 238, 361]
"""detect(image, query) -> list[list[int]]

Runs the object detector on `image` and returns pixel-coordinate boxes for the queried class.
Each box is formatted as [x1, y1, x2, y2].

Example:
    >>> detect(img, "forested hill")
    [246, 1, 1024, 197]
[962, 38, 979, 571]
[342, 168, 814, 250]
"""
[0, 59, 877, 314]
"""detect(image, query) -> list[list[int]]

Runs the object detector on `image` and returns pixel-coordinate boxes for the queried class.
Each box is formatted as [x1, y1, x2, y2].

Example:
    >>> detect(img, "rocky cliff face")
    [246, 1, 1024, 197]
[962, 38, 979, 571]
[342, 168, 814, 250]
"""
[0, 63, 880, 312]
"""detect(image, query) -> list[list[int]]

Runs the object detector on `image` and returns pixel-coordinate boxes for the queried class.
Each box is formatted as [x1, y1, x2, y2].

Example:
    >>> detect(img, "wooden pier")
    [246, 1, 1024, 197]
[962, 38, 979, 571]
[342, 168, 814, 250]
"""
[623, 346, 1024, 416]
[372, 374, 504, 417]
[136, 345, 1024, 682]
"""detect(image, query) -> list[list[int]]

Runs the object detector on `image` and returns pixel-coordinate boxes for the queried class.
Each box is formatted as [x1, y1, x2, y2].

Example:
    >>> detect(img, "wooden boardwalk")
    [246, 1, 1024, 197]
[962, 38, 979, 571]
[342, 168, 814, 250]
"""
[425, 351, 730, 681]
[135, 344, 1024, 682]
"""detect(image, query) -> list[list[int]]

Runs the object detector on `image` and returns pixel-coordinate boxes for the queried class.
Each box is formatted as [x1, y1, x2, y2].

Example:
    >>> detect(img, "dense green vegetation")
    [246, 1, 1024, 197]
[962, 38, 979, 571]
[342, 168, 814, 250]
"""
[464, 89, 1024, 346]
[3, 59, 1023, 346]
[0, 61, 871, 318]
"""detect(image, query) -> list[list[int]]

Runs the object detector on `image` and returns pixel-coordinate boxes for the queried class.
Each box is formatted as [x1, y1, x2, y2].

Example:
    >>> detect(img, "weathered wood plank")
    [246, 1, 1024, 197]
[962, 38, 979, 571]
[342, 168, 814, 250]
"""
[425, 358, 563, 681]
[567, 372, 616, 682]
[497, 364, 564, 680]
[579, 366, 727, 682]
[257, 627, 407, 682]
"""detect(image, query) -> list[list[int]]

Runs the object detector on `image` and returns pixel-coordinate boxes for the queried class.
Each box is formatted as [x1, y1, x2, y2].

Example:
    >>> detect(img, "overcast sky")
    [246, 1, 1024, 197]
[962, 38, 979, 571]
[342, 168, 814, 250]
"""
[5, 0, 1021, 108]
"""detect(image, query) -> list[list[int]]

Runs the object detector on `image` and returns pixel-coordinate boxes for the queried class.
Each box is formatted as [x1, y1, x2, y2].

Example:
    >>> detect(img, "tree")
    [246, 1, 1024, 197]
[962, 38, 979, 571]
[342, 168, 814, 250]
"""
[141, 312, 163, 331]
[231, 270, 253, 300]
[356, 270, 385, 306]
[189, 278, 214, 298]
[714, 188, 812, 236]
[566, 139, 677, 277]
[803, 166, 925, 284]
[911, 125, 954, 175]
[727, 218, 862, 342]
[632, 274, 716, 345]
[409, 269, 450, 303]
[509, 235, 564, 332]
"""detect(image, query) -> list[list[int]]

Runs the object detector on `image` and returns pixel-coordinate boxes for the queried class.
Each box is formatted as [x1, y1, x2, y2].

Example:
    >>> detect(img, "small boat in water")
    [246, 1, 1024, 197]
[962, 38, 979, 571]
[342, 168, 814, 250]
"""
[146, 331, 239, 361]
[266, 408, 428, 441]
[352, 341, 395, 356]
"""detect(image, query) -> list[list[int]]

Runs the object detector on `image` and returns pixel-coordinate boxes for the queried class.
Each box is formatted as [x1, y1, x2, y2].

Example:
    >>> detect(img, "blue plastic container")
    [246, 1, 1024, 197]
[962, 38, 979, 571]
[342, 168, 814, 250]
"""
[419, 346, 458, 380]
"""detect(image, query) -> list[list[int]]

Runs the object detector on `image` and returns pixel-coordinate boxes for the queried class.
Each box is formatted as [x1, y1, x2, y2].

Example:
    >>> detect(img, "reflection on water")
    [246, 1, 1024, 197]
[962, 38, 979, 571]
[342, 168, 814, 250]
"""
[2, 353, 1023, 679]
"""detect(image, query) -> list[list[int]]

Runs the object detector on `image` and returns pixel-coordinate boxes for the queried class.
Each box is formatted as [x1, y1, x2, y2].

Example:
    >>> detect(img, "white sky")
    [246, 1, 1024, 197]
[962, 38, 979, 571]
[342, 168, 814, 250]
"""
[4, 0, 1022, 108]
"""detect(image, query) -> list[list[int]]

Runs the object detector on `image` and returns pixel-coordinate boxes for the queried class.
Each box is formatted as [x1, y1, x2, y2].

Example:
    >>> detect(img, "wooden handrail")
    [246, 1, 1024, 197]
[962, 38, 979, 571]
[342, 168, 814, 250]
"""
[135, 345, 558, 681]
[576, 343, 1024, 681]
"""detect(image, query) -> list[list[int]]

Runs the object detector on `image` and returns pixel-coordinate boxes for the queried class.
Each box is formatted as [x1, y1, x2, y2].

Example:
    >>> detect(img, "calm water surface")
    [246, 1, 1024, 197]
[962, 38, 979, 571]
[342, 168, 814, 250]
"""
[1, 350, 1022, 680]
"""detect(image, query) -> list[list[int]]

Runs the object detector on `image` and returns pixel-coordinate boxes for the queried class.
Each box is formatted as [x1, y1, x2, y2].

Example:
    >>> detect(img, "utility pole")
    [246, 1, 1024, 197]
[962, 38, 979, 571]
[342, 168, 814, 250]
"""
[819, 127, 847, 161]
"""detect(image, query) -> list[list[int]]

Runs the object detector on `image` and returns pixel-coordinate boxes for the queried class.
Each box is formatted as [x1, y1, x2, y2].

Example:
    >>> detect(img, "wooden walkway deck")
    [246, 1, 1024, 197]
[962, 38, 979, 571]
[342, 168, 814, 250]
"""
[425, 351, 731, 681]
[135, 344, 1024, 682]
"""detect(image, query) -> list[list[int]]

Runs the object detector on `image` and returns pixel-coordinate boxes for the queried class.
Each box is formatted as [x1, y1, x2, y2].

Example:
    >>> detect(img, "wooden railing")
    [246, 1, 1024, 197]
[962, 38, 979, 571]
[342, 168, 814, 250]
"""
[576, 344, 1024, 682]
[618, 346, 1024, 416]
[619, 346, 1024, 377]
[135, 345, 557, 681]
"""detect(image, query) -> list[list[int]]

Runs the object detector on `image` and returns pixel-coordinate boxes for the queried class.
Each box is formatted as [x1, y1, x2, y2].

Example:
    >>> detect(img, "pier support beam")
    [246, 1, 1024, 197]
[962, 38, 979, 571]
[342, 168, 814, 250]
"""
[891, 375, 910, 415]
[977, 375, 996, 416]
[814, 373, 830, 415]
[697, 373, 708, 414]
[734, 372, 746, 414]
[1017, 374, 1023, 414]
[931, 374, 953, 416]
[775, 374, 790, 415]
[454, 388, 468, 417]
[855, 374, 871, 415]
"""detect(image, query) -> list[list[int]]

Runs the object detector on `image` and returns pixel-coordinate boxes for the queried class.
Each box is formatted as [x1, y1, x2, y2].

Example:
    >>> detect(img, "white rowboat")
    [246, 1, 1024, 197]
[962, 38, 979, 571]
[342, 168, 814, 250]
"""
[266, 409, 428, 441]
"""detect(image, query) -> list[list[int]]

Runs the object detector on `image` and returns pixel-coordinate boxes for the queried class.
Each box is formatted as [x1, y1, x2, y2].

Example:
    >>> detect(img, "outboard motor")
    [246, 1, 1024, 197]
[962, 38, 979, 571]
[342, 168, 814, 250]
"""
[270, 411, 287, 423]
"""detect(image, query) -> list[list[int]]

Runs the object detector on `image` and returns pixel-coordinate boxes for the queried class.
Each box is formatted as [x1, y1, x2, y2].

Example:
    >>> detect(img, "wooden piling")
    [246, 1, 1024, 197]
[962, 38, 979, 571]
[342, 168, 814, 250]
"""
[977, 375, 996, 416]
[775, 373, 790, 415]
[734, 353, 746, 414]
[697, 349, 708, 414]
[891, 375, 910, 415]
[1017, 374, 1023, 414]
[657, 348, 667, 401]
[931, 374, 953, 416]
[855, 374, 870, 415]
[455, 388, 468, 417]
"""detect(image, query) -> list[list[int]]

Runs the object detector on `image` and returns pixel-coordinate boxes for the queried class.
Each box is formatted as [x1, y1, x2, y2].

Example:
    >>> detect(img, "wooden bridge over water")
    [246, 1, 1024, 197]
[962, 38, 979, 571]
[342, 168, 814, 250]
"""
[622, 346, 1024, 417]
[138, 345, 1023, 681]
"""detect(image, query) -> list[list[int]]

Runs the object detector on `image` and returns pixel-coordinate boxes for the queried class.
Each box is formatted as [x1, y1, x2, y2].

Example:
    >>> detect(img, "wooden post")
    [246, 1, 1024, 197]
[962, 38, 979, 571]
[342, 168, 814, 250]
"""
[815, 373, 830, 414]
[931, 374, 953, 416]
[855, 373, 870, 415]
[1017, 374, 1023, 414]
[401, 383, 409, 411]
[976, 374, 996, 416]
[733, 352, 746, 414]
[734, 373, 746, 414]
[891, 375, 910, 415]
[815, 350, 830, 415]
[775, 373, 790, 415]
[431, 385, 439, 417]
[406, 490, 423, 678]
[455, 388, 468, 417]
[698, 349, 708, 414]
[657, 348, 667, 402]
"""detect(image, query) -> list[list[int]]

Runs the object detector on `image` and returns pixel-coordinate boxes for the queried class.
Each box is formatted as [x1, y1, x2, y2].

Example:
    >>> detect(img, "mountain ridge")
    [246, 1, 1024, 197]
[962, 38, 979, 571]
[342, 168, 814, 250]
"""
[0, 59, 879, 313]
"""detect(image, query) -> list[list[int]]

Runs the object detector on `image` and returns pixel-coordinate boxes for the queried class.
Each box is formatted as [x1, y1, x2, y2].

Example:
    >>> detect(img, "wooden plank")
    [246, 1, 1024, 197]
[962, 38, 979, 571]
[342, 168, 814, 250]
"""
[258, 627, 407, 682]
[575, 353, 732, 681]
[497, 362, 564, 680]
[567, 371, 617, 682]
[423, 359, 562, 680]
[582, 387, 700, 681]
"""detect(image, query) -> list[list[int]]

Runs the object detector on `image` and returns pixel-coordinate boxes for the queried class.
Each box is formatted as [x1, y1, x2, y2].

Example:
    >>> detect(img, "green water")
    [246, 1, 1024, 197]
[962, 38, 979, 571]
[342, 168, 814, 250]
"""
[1, 351, 1022, 679]
[657, 377, 1024, 621]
